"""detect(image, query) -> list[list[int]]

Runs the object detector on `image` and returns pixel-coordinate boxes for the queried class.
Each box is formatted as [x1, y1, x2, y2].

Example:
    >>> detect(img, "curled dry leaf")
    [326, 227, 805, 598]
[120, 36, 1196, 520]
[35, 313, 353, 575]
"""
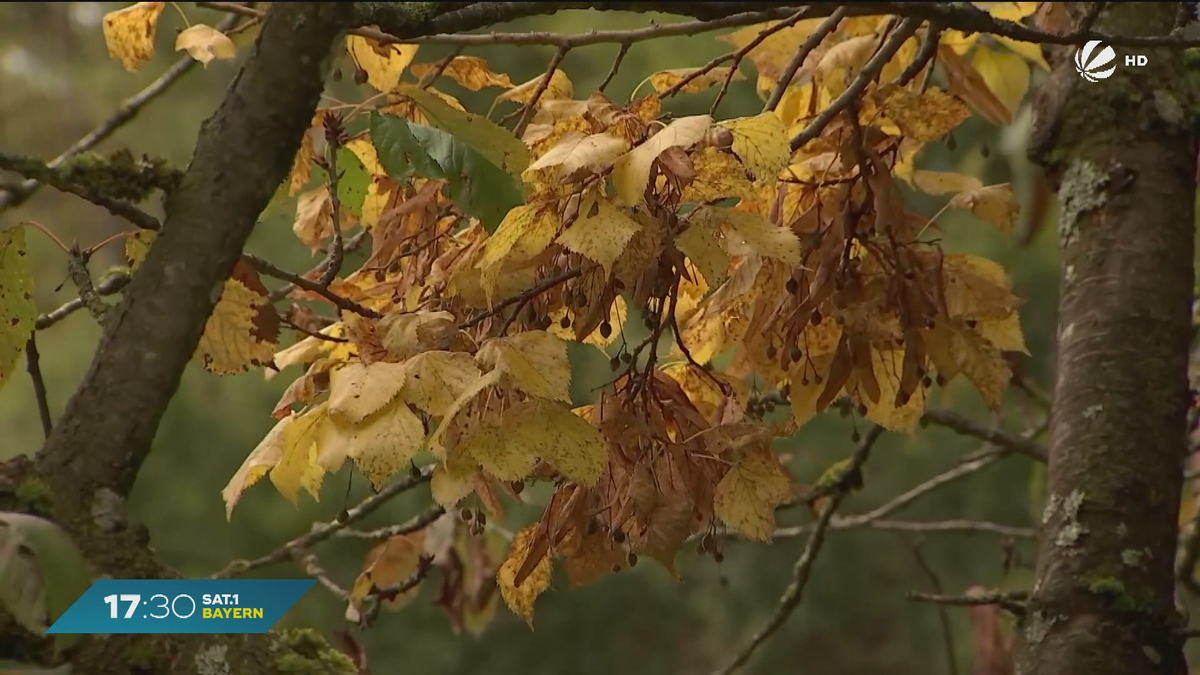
[195, 258, 280, 375]
[174, 23, 237, 66]
[648, 67, 745, 94]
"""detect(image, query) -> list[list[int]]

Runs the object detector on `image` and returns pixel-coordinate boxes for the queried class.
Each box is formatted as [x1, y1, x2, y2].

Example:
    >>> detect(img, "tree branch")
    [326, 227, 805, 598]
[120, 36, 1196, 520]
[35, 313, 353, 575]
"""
[922, 408, 1048, 462]
[0, 151, 161, 231]
[34, 2, 355, 567]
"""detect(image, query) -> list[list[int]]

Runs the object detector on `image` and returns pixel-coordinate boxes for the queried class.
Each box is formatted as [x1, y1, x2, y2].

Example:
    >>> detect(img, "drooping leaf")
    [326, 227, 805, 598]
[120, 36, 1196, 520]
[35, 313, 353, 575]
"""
[346, 34, 418, 92]
[613, 115, 713, 207]
[498, 70, 574, 105]
[327, 360, 410, 424]
[324, 399, 425, 490]
[497, 524, 553, 627]
[269, 404, 329, 504]
[402, 351, 484, 418]
[949, 183, 1021, 233]
[410, 56, 514, 91]
[713, 451, 792, 542]
[720, 112, 791, 183]
[195, 259, 280, 375]
[397, 85, 530, 176]
[124, 230, 157, 272]
[876, 85, 972, 142]
[555, 194, 642, 275]
[348, 532, 427, 621]
[174, 24, 237, 65]
[476, 331, 572, 404]
[648, 67, 745, 94]
[0, 226, 36, 393]
[102, 2, 166, 71]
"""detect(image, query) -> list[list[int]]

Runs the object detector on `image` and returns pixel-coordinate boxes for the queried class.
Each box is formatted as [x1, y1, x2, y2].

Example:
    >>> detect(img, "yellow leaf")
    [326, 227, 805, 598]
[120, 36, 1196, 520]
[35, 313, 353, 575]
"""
[398, 85, 530, 176]
[293, 186, 333, 253]
[975, 1, 1038, 21]
[948, 183, 1020, 233]
[976, 311, 1029, 354]
[860, 348, 928, 433]
[721, 112, 791, 184]
[196, 262, 280, 375]
[612, 115, 713, 208]
[327, 360, 410, 424]
[877, 86, 972, 142]
[475, 398, 607, 485]
[675, 219, 729, 288]
[288, 119, 318, 196]
[497, 524, 553, 627]
[174, 23, 236, 66]
[347, 33, 418, 92]
[972, 47, 1030, 117]
[682, 147, 756, 204]
[476, 331, 571, 403]
[911, 170, 983, 195]
[349, 533, 426, 617]
[993, 35, 1049, 71]
[402, 351, 483, 417]
[941, 253, 1021, 319]
[323, 399, 425, 490]
[410, 55, 513, 90]
[498, 70, 574, 105]
[378, 310, 461, 360]
[431, 444, 481, 507]
[648, 67, 745, 94]
[523, 132, 627, 182]
[223, 414, 290, 519]
[477, 204, 559, 306]
[815, 34, 879, 94]
[714, 452, 792, 542]
[0, 225, 34, 391]
[556, 195, 642, 275]
[102, 2, 165, 72]
[695, 207, 801, 265]
[268, 404, 329, 505]
[955, 327, 1012, 410]
[789, 353, 836, 428]
[124, 230, 157, 272]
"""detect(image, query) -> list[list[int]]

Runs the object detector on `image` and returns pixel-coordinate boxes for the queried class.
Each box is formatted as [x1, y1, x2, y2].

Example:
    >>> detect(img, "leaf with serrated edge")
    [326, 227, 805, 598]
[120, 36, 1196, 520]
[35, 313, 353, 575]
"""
[266, 403, 329, 506]
[476, 331, 572, 403]
[948, 183, 1020, 233]
[327, 360, 410, 424]
[431, 443, 479, 507]
[556, 195, 641, 275]
[402, 351, 483, 418]
[649, 66, 745, 94]
[195, 261, 280, 375]
[714, 452, 792, 542]
[497, 524, 552, 627]
[721, 112, 790, 183]
[612, 115, 712, 208]
[523, 132, 626, 182]
[0, 226, 35, 393]
[675, 220, 729, 288]
[324, 399, 425, 489]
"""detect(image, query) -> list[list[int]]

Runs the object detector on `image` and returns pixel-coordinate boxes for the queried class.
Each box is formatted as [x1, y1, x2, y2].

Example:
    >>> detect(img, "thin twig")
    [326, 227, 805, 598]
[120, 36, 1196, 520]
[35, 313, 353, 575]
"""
[597, 42, 631, 92]
[908, 589, 1028, 615]
[789, 16, 921, 152]
[907, 538, 960, 675]
[922, 408, 1048, 462]
[714, 425, 883, 675]
[295, 548, 351, 600]
[772, 518, 1035, 539]
[268, 230, 369, 303]
[318, 119, 345, 287]
[246, 254, 382, 319]
[333, 505, 446, 540]
[25, 335, 52, 439]
[514, 47, 568, 138]
[665, 8, 812, 99]
[35, 272, 130, 330]
[895, 23, 942, 87]
[763, 7, 847, 113]
[0, 13, 239, 213]
[66, 246, 110, 323]
[212, 466, 433, 579]
[460, 267, 582, 330]
[417, 47, 467, 89]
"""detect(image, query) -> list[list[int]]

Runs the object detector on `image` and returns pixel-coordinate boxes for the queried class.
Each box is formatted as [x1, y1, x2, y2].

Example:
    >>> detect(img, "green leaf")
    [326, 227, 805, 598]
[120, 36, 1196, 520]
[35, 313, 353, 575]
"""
[398, 85, 530, 176]
[0, 226, 35, 393]
[0, 512, 94, 650]
[370, 114, 523, 232]
[309, 147, 371, 217]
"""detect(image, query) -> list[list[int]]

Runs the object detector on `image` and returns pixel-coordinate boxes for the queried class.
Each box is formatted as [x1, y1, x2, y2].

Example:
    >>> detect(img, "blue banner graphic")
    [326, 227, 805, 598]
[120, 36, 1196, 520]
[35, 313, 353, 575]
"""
[46, 579, 315, 634]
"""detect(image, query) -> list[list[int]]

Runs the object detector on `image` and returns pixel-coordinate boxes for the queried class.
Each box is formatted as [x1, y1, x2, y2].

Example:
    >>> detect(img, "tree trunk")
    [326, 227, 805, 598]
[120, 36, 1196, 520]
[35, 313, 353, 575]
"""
[1016, 3, 1197, 674]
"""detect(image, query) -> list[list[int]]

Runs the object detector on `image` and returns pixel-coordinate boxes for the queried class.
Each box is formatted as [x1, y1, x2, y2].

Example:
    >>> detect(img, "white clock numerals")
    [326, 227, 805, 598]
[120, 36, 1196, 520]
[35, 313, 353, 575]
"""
[148, 593, 170, 619]
[103, 594, 141, 618]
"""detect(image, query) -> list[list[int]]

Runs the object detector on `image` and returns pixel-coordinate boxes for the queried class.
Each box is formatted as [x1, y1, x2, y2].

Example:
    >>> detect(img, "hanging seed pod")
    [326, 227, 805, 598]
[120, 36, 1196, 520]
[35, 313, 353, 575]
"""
[600, 321, 613, 338]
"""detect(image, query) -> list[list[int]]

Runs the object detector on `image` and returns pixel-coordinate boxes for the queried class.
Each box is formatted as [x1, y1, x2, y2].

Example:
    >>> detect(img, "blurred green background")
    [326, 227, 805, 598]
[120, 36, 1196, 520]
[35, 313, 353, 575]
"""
[0, 4, 1067, 674]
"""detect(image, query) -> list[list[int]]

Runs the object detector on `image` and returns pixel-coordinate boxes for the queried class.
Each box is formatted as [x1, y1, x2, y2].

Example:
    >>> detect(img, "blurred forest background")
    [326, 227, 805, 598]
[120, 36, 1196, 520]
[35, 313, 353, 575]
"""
[0, 3, 1075, 674]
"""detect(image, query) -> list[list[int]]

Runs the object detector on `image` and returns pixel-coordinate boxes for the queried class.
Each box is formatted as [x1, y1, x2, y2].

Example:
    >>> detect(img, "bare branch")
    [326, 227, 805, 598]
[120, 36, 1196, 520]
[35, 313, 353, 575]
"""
[922, 408, 1048, 462]
[212, 466, 433, 579]
[246, 254, 382, 319]
[35, 272, 130, 330]
[714, 425, 883, 675]
[773, 518, 1035, 539]
[25, 335, 52, 439]
[909, 589, 1028, 615]
[333, 505, 447, 540]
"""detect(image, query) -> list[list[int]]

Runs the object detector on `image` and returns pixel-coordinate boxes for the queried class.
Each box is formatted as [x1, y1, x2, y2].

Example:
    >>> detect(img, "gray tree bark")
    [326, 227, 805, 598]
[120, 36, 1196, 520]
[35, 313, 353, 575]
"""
[1015, 3, 1198, 674]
